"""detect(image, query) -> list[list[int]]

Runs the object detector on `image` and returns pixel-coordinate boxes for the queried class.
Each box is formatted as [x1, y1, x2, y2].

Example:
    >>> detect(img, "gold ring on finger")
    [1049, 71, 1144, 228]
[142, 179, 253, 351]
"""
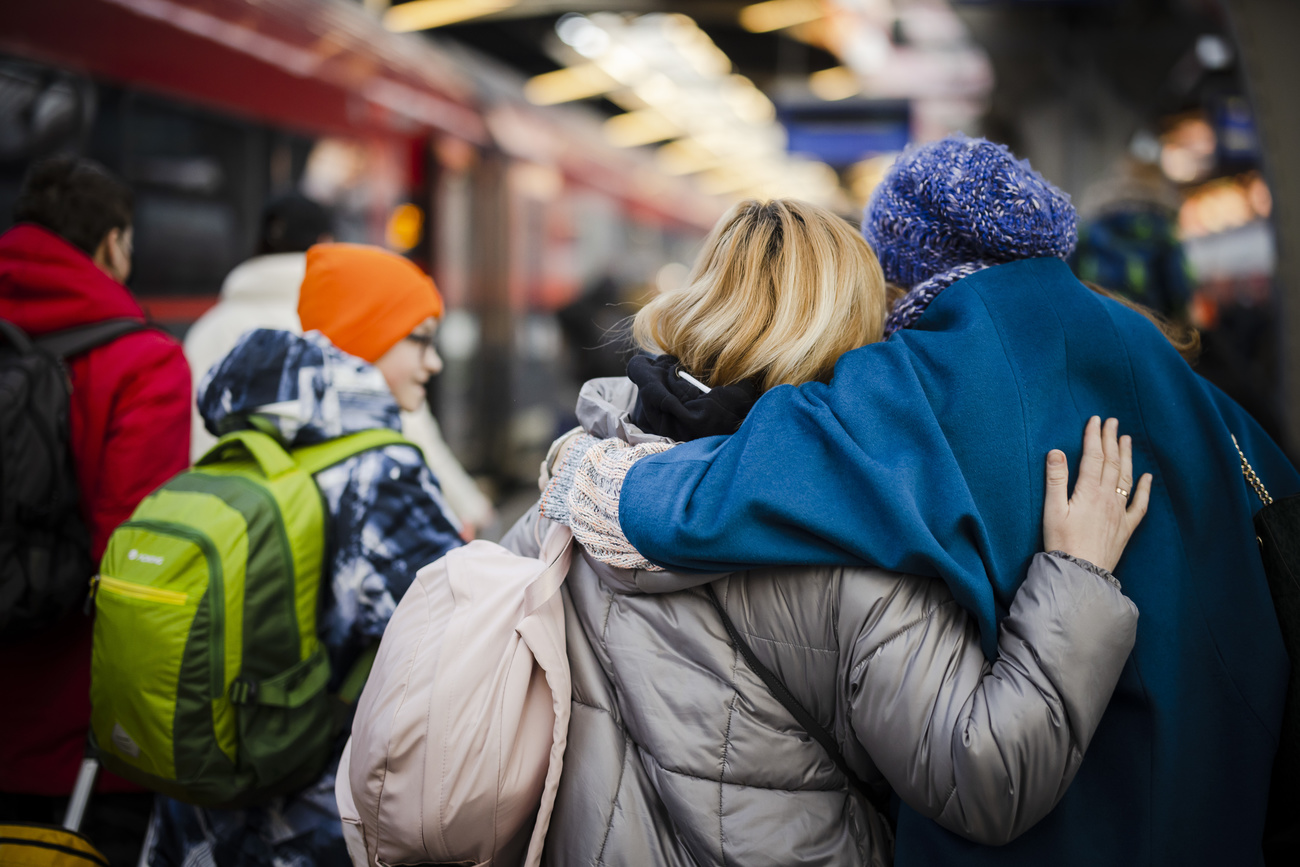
[1116, 487, 1130, 498]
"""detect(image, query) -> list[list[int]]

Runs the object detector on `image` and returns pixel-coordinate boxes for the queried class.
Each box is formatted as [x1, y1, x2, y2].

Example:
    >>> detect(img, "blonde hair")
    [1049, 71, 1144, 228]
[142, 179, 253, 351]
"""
[633, 199, 886, 392]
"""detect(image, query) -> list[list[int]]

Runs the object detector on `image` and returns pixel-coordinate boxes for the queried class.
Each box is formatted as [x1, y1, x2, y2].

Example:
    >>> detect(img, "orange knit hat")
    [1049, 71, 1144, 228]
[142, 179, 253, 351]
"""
[298, 243, 444, 363]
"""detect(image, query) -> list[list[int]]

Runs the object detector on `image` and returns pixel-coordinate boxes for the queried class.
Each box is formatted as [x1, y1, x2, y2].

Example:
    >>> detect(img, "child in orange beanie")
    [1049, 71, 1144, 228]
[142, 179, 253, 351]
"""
[159, 244, 462, 867]
[298, 242, 446, 412]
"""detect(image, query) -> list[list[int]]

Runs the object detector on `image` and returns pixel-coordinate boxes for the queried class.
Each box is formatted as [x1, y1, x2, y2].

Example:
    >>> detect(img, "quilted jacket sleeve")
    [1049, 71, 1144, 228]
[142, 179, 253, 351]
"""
[843, 552, 1138, 845]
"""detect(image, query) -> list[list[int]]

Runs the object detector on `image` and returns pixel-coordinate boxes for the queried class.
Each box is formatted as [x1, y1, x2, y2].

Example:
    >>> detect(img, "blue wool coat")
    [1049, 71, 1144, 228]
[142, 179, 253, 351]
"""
[619, 258, 1297, 865]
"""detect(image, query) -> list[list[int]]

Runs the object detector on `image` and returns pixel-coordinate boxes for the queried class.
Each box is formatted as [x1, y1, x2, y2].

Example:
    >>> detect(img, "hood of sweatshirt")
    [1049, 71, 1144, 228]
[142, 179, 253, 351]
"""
[218, 252, 306, 307]
[571, 376, 730, 595]
[0, 224, 145, 334]
[198, 328, 400, 447]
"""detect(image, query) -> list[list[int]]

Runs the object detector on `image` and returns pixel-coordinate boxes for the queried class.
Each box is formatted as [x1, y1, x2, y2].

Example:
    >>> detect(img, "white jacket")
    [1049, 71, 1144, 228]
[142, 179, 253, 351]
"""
[183, 253, 494, 528]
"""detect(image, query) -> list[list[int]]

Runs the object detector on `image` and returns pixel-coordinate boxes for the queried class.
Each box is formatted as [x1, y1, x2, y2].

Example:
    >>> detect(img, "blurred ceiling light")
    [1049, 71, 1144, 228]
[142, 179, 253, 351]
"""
[841, 26, 891, 75]
[1177, 173, 1272, 239]
[524, 64, 617, 105]
[657, 139, 723, 175]
[384, 0, 516, 32]
[846, 153, 897, 208]
[556, 13, 612, 58]
[1179, 180, 1255, 237]
[1129, 130, 1161, 165]
[725, 76, 776, 123]
[1195, 34, 1234, 70]
[386, 203, 424, 251]
[633, 73, 679, 108]
[509, 163, 564, 201]
[740, 0, 824, 34]
[699, 166, 761, 195]
[809, 66, 862, 101]
[600, 46, 650, 85]
[604, 110, 681, 148]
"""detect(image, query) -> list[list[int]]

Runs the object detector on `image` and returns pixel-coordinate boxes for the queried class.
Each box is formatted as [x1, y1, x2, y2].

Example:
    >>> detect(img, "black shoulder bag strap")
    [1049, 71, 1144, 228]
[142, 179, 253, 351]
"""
[704, 583, 893, 818]
[34, 318, 148, 359]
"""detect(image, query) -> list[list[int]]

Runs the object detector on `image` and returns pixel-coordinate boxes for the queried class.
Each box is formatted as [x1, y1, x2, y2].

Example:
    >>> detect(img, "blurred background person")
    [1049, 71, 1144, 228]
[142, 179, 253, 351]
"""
[1073, 155, 1194, 320]
[183, 193, 333, 459]
[0, 156, 191, 866]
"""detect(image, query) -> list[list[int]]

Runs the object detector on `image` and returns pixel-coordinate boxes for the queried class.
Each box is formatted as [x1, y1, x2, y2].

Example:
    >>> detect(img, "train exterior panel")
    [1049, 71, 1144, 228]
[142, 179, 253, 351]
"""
[0, 0, 725, 483]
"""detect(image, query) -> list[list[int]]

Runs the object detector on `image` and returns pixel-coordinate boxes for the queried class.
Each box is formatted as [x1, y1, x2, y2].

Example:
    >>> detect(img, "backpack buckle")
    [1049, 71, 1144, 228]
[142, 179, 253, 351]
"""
[229, 678, 258, 705]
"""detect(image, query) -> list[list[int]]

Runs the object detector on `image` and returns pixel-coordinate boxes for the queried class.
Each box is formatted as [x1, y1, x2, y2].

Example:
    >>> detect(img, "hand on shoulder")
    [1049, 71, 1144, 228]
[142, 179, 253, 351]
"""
[1042, 416, 1152, 573]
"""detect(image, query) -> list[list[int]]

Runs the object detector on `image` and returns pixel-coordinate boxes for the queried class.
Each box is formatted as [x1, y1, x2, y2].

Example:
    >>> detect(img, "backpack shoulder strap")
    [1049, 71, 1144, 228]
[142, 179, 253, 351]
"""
[292, 428, 419, 476]
[34, 318, 149, 359]
[0, 318, 37, 353]
[704, 583, 893, 819]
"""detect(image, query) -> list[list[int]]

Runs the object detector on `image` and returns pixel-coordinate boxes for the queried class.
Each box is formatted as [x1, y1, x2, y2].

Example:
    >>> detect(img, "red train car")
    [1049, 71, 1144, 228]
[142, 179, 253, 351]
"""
[0, 0, 724, 480]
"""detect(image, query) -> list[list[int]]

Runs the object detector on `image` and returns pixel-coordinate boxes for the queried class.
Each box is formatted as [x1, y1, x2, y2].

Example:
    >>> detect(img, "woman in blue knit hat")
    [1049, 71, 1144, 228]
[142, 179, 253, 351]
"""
[543, 136, 1298, 866]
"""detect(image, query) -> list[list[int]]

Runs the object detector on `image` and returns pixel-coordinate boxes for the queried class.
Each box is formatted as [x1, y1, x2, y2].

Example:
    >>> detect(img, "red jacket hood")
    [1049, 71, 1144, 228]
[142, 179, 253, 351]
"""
[0, 223, 145, 335]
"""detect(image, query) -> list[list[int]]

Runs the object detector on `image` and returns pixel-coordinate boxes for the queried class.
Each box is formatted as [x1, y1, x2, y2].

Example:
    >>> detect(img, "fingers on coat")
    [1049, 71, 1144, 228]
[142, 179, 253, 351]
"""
[1128, 473, 1154, 523]
[1119, 435, 1133, 487]
[1045, 449, 1070, 495]
[1100, 418, 1123, 485]
[1080, 416, 1104, 482]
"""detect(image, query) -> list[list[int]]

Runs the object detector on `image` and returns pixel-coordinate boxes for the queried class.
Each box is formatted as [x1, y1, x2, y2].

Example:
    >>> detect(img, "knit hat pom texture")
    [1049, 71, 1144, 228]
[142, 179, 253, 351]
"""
[864, 134, 1079, 289]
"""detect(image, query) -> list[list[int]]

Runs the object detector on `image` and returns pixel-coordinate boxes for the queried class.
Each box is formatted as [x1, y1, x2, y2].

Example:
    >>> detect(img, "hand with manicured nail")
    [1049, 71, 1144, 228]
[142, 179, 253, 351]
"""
[1042, 416, 1153, 573]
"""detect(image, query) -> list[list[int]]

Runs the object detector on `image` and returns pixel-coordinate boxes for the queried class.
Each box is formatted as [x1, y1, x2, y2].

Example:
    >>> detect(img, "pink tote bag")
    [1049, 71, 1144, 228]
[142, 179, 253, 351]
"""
[337, 523, 574, 867]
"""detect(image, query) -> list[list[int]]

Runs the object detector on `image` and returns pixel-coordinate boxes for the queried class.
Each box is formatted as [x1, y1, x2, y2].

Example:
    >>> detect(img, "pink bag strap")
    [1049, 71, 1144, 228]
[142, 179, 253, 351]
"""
[524, 523, 574, 618]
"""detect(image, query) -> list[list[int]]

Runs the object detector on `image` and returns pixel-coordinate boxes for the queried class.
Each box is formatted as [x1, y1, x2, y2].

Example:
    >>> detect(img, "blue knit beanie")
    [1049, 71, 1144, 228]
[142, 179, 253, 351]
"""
[863, 134, 1078, 293]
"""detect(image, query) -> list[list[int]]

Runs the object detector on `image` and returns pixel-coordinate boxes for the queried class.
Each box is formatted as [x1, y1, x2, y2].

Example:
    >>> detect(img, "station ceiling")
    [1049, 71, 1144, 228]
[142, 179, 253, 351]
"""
[426, 0, 840, 112]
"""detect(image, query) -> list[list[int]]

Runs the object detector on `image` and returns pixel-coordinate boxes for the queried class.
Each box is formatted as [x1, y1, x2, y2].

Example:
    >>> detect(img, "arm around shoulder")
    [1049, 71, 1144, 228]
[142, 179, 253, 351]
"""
[845, 551, 1136, 845]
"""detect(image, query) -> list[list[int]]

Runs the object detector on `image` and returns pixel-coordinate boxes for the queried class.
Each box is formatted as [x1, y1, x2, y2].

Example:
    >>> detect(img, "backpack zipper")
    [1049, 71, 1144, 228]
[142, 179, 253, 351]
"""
[95, 574, 188, 605]
[116, 519, 226, 701]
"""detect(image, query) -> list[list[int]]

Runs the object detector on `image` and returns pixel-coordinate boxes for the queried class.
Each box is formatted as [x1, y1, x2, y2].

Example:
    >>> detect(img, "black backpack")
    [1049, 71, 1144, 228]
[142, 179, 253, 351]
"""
[0, 317, 147, 641]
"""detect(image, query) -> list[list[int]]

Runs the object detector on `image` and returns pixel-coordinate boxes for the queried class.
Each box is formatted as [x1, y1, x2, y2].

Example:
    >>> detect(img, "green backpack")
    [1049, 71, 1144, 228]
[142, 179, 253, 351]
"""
[89, 427, 409, 807]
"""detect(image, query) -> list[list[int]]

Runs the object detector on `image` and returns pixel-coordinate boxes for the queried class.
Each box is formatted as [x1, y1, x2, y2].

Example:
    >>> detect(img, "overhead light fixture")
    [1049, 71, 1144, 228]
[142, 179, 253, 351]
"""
[556, 13, 612, 58]
[604, 110, 681, 148]
[386, 203, 424, 252]
[809, 66, 861, 101]
[739, 0, 824, 34]
[383, 0, 517, 33]
[524, 64, 618, 106]
[725, 75, 776, 124]
[657, 139, 723, 176]
[699, 165, 764, 196]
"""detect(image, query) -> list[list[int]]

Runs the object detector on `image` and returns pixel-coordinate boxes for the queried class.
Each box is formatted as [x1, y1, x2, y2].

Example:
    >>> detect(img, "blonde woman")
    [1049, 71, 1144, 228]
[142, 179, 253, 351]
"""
[504, 199, 1148, 866]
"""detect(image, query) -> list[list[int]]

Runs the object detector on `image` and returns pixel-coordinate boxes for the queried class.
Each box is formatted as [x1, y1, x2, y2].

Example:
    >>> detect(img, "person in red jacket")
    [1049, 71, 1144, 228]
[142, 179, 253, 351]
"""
[0, 157, 191, 864]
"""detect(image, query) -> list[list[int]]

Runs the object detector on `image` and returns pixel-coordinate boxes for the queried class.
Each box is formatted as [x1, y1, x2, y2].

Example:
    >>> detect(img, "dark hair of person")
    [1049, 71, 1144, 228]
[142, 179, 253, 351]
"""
[1082, 281, 1202, 365]
[13, 156, 133, 256]
[257, 193, 332, 255]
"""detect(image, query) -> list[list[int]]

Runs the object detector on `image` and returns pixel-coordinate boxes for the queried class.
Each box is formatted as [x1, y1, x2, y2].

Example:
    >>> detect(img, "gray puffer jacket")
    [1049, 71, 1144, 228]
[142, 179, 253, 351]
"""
[502, 379, 1139, 867]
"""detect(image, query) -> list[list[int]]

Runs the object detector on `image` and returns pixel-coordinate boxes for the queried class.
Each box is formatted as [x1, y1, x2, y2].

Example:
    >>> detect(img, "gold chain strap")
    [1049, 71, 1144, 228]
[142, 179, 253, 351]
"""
[1232, 434, 1273, 506]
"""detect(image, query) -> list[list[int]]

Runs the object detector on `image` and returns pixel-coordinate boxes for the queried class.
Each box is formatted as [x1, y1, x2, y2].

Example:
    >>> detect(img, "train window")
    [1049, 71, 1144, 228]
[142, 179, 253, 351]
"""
[131, 193, 239, 296]
[119, 94, 262, 296]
